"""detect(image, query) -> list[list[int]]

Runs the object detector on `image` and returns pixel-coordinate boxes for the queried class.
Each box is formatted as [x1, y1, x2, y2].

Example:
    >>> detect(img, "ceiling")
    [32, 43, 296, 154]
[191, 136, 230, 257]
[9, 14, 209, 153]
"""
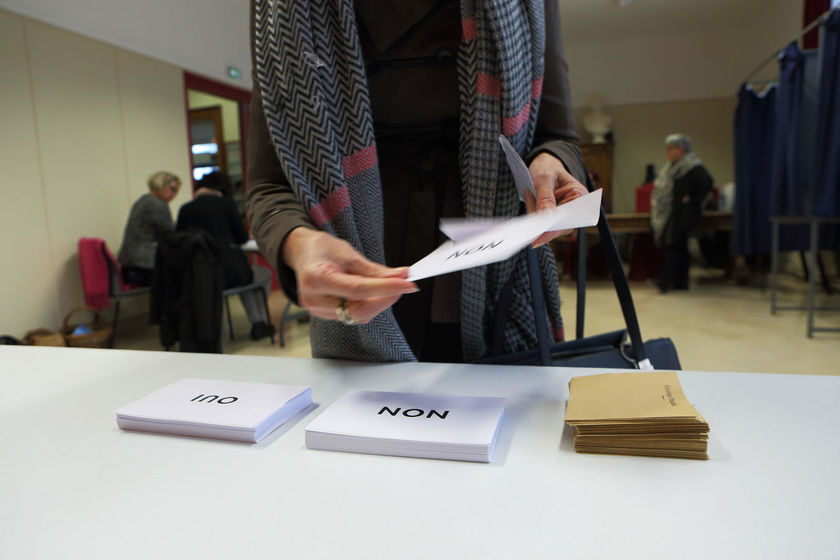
[559, 0, 797, 42]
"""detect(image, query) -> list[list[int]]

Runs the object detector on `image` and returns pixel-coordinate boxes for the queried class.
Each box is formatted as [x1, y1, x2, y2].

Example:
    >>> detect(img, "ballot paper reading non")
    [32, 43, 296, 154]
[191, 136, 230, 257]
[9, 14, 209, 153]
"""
[564, 371, 709, 460]
[305, 390, 506, 462]
[115, 378, 312, 443]
[406, 134, 602, 282]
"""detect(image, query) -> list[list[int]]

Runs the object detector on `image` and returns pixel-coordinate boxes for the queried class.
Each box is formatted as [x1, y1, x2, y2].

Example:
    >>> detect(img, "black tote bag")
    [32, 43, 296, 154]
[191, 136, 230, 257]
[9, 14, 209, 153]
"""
[479, 178, 680, 370]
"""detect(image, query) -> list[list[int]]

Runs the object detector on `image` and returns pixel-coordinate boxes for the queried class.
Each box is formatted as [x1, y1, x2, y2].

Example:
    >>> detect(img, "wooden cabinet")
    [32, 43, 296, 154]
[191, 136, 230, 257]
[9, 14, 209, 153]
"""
[580, 142, 613, 212]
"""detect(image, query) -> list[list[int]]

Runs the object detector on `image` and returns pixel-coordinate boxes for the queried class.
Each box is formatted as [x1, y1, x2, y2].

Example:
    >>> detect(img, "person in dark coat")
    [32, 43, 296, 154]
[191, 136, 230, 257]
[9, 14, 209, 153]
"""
[176, 172, 275, 340]
[246, 1, 588, 362]
[650, 134, 714, 293]
[150, 228, 224, 353]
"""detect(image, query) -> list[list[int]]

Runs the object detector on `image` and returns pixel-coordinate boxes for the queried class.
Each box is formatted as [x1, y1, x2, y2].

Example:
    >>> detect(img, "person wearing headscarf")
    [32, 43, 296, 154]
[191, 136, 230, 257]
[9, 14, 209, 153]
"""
[651, 134, 714, 293]
[246, 0, 588, 362]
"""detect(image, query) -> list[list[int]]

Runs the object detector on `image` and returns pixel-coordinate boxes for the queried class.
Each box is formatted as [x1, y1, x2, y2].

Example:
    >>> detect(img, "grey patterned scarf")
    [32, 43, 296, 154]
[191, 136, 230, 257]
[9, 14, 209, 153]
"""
[254, 0, 563, 362]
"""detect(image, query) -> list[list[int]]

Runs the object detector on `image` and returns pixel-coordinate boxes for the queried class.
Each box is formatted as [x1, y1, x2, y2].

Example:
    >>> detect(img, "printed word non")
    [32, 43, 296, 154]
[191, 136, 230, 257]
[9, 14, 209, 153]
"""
[446, 240, 503, 260]
[378, 406, 449, 419]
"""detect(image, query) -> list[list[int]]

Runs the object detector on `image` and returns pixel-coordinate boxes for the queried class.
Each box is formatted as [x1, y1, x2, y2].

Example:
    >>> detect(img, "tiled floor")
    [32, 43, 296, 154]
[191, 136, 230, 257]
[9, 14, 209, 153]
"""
[117, 267, 840, 375]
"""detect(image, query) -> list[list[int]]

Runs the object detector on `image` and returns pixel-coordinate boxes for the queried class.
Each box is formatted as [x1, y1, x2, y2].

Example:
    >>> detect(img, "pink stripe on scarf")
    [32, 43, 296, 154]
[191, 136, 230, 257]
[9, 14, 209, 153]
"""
[531, 77, 543, 99]
[502, 78, 543, 136]
[503, 102, 532, 136]
[461, 18, 477, 41]
[309, 185, 351, 228]
[342, 145, 378, 179]
[477, 73, 502, 98]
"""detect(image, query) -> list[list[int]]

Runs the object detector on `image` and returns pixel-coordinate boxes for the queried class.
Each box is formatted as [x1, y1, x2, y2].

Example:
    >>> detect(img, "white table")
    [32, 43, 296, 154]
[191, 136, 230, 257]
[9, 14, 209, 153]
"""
[2, 346, 839, 560]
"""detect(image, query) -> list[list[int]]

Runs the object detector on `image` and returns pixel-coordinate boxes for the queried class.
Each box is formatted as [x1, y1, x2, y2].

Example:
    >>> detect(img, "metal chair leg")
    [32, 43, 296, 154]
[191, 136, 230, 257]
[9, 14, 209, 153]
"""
[258, 287, 275, 345]
[224, 296, 234, 340]
[280, 301, 291, 348]
[111, 299, 121, 348]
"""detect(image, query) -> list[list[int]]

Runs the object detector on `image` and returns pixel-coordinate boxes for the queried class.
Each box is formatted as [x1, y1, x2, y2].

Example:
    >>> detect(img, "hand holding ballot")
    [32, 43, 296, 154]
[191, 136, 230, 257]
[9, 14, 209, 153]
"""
[281, 136, 598, 325]
[282, 227, 418, 325]
[526, 153, 590, 246]
[498, 134, 589, 246]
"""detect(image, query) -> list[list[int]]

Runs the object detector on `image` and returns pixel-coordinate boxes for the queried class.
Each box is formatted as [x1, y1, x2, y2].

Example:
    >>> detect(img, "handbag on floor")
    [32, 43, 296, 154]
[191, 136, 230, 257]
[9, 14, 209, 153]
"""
[480, 176, 680, 370]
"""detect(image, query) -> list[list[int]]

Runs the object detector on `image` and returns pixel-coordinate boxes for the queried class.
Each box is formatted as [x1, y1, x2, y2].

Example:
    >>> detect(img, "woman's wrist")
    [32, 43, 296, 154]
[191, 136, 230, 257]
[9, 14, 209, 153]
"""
[281, 226, 317, 271]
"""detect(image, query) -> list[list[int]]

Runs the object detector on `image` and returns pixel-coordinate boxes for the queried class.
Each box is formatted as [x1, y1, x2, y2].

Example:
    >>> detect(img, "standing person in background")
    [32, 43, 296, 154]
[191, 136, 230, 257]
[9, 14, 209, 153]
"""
[246, 0, 588, 363]
[118, 171, 179, 286]
[651, 134, 714, 293]
[176, 171, 276, 341]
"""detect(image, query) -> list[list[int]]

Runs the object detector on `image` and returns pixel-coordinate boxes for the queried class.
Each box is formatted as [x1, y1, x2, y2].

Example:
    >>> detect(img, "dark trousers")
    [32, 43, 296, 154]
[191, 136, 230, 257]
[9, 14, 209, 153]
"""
[122, 266, 153, 286]
[660, 231, 690, 291]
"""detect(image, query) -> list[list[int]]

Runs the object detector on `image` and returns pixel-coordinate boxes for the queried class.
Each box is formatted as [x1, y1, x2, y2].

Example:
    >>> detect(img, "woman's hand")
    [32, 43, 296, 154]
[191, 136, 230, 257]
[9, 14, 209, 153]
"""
[282, 227, 418, 324]
[526, 152, 589, 247]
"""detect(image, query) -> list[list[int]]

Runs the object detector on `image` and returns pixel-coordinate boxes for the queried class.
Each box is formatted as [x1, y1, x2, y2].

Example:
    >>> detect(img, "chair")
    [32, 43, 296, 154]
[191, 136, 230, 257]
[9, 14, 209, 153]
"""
[221, 280, 275, 345]
[278, 300, 309, 347]
[77, 237, 150, 348]
[101, 244, 151, 347]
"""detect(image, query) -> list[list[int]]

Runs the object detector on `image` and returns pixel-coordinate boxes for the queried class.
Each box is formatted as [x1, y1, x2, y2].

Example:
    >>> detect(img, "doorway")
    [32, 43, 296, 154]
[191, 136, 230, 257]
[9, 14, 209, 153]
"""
[184, 72, 251, 219]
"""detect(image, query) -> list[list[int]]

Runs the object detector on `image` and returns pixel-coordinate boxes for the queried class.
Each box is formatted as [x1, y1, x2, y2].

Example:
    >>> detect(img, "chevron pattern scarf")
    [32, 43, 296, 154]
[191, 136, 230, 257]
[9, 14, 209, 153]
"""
[254, 0, 563, 362]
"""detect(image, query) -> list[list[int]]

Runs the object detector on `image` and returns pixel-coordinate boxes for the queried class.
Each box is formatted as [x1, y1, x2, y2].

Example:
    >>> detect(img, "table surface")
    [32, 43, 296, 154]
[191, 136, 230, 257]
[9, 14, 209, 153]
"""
[595, 211, 732, 234]
[2, 346, 838, 560]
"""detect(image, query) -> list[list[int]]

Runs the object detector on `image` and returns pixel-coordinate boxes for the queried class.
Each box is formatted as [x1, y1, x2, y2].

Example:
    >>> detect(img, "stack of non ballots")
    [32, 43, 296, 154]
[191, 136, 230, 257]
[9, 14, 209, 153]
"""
[564, 371, 709, 460]
[115, 378, 312, 443]
[305, 390, 506, 462]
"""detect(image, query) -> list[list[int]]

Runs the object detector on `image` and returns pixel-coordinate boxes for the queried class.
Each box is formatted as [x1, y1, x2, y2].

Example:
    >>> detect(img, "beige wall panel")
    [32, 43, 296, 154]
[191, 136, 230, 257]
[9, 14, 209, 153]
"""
[114, 49, 190, 322]
[0, 10, 60, 336]
[575, 97, 736, 213]
[117, 49, 191, 214]
[26, 19, 130, 317]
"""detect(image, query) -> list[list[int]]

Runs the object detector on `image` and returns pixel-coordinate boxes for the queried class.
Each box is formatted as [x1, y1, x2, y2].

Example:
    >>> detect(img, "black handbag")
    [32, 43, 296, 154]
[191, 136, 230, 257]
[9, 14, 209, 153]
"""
[479, 177, 680, 370]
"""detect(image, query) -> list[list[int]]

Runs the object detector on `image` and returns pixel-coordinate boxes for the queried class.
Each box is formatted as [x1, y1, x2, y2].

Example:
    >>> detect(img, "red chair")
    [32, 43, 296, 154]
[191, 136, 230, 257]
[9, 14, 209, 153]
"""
[78, 238, 150, 347]
[627, 182, 664, 281]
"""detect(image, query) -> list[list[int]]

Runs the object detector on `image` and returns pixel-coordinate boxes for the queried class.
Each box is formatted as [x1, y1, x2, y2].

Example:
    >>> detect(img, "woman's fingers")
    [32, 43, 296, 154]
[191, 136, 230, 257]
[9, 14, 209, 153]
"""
[299, 262, 417, 304]
[283, 227, 418, 323]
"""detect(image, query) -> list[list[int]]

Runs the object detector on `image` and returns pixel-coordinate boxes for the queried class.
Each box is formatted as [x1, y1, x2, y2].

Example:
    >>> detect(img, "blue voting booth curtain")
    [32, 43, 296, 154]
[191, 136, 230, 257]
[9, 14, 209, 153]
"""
[733, 85, 776, 255]
[770, 43, 806, 217]
[812, 9, 840, 221]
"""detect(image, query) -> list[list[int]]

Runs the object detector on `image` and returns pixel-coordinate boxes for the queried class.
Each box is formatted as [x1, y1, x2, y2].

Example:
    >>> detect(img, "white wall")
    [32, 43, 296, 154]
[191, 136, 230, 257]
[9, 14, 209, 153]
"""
[0, 9, 191, 338]
[563, 0, 802, 210]
[575, 97, 737, 213]
[0, 0, 802, 108]
[0, 0, 251, 89]
[563, 0, 802, 108]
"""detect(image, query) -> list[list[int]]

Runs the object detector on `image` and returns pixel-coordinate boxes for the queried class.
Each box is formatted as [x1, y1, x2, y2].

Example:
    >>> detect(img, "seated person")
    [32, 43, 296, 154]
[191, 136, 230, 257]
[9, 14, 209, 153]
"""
[118, 171, 179, 286]
[176, 171, 275, 340]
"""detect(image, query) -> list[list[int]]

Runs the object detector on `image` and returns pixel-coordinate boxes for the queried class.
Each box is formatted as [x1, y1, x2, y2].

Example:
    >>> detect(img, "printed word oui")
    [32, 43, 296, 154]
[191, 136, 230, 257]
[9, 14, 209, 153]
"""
[378, 406, 449, 419]
[446, 240, 503, 260]
[191, 394, 238, 405]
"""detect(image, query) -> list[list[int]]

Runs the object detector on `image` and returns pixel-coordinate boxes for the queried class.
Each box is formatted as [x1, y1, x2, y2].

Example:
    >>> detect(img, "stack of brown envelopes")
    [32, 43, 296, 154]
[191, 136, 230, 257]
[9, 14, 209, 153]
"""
[564, 371, 709, 460]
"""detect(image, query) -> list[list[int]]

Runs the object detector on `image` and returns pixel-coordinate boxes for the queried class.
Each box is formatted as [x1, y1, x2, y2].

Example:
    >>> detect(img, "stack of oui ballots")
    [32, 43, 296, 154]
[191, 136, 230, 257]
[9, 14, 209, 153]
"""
[305, 390, 506, 462]
[115, 378, 312, 443]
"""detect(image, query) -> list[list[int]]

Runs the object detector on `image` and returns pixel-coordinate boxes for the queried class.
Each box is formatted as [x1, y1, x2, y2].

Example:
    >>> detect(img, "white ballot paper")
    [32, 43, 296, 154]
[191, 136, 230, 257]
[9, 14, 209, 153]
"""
[305, 390, 506, 462]
[407, 135, 602, 281]
[115, 378, 312, 443]
[409, 189, 601, 281]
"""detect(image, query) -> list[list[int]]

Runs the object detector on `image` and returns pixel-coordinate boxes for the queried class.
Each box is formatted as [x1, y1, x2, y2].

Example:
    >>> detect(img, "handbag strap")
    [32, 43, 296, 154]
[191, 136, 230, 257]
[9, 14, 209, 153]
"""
[592, 206, 652, 370]
[570, 172, 652, 370]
